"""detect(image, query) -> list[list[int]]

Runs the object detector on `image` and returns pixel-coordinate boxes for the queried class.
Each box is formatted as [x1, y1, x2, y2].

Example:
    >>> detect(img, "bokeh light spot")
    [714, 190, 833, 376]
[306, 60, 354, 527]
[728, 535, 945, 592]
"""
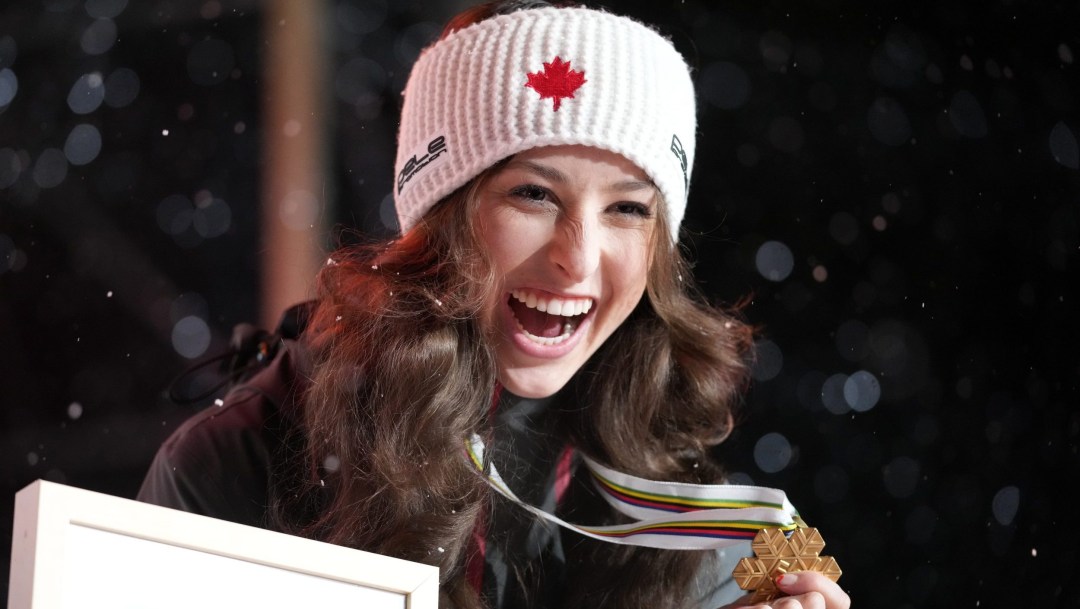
[753, 432, 793, 473]
[828, 211, 860, 245]
[755, 240, 794, 282]
[0, 67, 17, 106]
[279, 189, 320, 230]
[992, 486, 1020, 526]
[80, 18, 117, 55]
[67, 402, 84, 420]
[171, 315, 211, 359]
[200, 0, 222, 20]
[67, 72, 105, 114]
[949, 90, 988, 138]
[881, 192, 902, 213]
[104, 67, 140, 108]
[32, 148, 69, 188]
[751, 339, 783, 381]
[870, 25, 926, 89]
[63, 124, 102, 166]
[192, 197, 232, 238]
[867, 96, 911, 146]
[0, 147, 21, 188]
[379, 192, 397, 231]
[759, 30, 792, 71]
[157, 194, 193, 235]
[1049, 121, 1079, 169]
[1060, 43, 1075, 64]
[844, 370, 881, 411]
[283, 119, 302, 137]
[956, 376, 973, 399]
[821, 373, 850, 414]
[1, 233, 21, 274]
[700, 61, 751, 110]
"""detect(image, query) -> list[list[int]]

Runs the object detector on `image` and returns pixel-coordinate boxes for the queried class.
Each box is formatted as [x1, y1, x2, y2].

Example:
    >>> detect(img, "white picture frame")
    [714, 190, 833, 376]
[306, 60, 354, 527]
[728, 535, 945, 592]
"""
[8, 480, 439, 609]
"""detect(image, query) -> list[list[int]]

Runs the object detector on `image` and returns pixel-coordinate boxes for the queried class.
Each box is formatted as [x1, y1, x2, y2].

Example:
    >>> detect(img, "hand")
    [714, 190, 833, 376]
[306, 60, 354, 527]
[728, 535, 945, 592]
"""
[719, 571, 851, 609]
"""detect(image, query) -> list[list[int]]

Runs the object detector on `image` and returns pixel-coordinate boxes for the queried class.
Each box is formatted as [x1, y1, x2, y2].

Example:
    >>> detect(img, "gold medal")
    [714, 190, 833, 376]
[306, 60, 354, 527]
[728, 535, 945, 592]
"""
[732, 527, 842, 603]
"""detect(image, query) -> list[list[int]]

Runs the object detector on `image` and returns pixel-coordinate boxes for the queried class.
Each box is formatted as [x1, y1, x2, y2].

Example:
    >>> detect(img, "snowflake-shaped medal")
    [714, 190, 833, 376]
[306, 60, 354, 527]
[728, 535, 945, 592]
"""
[732, 527, 842, 603]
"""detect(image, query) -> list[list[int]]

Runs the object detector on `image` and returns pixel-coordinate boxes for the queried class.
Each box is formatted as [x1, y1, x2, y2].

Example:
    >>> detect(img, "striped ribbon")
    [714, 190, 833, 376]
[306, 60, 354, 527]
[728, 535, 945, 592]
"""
[467, 435, 804, 550]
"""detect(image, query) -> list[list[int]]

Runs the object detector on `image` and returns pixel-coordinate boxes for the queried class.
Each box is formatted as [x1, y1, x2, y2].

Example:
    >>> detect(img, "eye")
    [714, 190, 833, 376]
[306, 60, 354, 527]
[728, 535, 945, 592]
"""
[509, 184, 551, 203]
[611, 201, 653, 218]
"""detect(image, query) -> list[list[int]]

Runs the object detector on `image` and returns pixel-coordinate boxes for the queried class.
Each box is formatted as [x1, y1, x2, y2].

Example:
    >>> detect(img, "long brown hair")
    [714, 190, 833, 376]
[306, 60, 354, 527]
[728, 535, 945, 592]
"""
[276, 177, 500, 607]
[277, 3, 756, 608]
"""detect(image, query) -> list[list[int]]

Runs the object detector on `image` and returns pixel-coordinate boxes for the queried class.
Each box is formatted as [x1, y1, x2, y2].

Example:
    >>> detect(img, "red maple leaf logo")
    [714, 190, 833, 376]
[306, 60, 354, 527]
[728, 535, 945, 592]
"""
[525, 56, 586, 111]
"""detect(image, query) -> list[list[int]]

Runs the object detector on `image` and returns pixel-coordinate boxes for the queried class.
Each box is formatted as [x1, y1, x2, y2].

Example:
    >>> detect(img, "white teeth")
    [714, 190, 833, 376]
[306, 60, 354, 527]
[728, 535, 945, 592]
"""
[510, 290, 593, 317]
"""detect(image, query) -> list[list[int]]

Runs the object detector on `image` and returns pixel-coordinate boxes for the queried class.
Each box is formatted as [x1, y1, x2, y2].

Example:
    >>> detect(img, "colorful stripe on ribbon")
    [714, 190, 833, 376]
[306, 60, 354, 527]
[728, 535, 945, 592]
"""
[588, 467, 787, 514]
[465, 435, 804, 550]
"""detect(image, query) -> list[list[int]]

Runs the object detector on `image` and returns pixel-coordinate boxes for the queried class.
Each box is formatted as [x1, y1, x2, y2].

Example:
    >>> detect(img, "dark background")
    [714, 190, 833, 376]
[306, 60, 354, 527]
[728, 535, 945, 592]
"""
[2, 0, 1077, 607]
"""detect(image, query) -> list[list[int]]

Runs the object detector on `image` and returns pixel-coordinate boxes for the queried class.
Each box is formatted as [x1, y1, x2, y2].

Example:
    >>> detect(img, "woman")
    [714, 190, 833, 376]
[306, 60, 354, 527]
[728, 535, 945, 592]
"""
[139, 2, 851, 608]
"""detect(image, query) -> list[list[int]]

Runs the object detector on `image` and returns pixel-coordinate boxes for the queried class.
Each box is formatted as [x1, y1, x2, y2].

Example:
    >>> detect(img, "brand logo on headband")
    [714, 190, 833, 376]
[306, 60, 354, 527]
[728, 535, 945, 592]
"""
[670, 134, 688, 194]
[397, 135, 448, 194]
[525, 56, 586, 111]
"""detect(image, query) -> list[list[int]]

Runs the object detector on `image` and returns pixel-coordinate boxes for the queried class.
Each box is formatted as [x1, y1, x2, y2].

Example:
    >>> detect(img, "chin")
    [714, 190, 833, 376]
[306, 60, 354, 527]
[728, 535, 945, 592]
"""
[497, 369, 573, 399]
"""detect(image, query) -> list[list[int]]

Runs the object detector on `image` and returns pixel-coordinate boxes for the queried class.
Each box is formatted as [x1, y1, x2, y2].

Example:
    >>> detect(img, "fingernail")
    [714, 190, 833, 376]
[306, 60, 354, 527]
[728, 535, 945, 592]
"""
[775, 573, 798, 587]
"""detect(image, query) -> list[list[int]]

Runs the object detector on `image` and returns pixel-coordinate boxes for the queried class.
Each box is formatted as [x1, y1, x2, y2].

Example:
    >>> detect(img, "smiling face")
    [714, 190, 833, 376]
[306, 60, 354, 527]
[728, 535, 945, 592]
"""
[474, 144, 659, 398]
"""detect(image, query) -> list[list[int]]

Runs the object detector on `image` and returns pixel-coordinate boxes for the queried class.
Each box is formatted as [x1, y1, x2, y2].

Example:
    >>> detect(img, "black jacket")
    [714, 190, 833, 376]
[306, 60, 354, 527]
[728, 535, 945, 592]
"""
[138, 319, 746, 608]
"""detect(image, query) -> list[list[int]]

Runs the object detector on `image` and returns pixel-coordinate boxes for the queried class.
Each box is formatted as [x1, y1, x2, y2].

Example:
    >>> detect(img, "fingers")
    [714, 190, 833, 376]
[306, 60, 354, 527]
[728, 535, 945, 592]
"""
[774, 572, 850, 609]
[717, 572, 851, 609]
[767, 591, 825, 609]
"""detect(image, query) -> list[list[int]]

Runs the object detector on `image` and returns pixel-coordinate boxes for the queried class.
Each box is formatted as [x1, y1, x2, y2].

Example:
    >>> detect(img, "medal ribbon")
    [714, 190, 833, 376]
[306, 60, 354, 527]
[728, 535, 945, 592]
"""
[467, 435, 804, 550]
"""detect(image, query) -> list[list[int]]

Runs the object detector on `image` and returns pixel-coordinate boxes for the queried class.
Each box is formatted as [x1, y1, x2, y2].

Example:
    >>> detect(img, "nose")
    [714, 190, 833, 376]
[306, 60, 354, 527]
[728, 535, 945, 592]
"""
[549, 212, 601, 282]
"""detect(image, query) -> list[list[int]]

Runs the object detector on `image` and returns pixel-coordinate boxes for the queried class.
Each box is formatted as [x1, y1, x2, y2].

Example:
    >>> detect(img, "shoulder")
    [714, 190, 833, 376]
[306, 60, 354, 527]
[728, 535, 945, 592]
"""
[138, 340, 307, 526]
[160, 384, 277, 465]
[164, 335, 306, 462]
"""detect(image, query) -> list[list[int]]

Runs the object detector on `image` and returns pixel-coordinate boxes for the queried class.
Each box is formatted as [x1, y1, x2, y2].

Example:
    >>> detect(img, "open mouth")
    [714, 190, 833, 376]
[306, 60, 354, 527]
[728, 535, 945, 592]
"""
[508, 289, 593, 346]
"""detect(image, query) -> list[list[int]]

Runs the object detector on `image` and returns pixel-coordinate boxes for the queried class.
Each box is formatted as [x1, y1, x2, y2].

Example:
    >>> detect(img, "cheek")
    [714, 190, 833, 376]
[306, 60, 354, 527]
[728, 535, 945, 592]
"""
[480, 213, 548, 276]
[609, 239, 652, 310]
[482, 231, 526, 279]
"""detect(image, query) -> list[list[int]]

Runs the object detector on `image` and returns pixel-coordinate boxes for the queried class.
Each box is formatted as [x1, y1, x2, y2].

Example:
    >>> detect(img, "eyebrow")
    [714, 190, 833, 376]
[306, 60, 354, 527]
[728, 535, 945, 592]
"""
[508, 159, 655, 193]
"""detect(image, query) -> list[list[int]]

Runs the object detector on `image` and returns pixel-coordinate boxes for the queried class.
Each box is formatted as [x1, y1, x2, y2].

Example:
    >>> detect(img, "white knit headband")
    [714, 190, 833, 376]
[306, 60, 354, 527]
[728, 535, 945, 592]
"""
[393, 6, 697, 241]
